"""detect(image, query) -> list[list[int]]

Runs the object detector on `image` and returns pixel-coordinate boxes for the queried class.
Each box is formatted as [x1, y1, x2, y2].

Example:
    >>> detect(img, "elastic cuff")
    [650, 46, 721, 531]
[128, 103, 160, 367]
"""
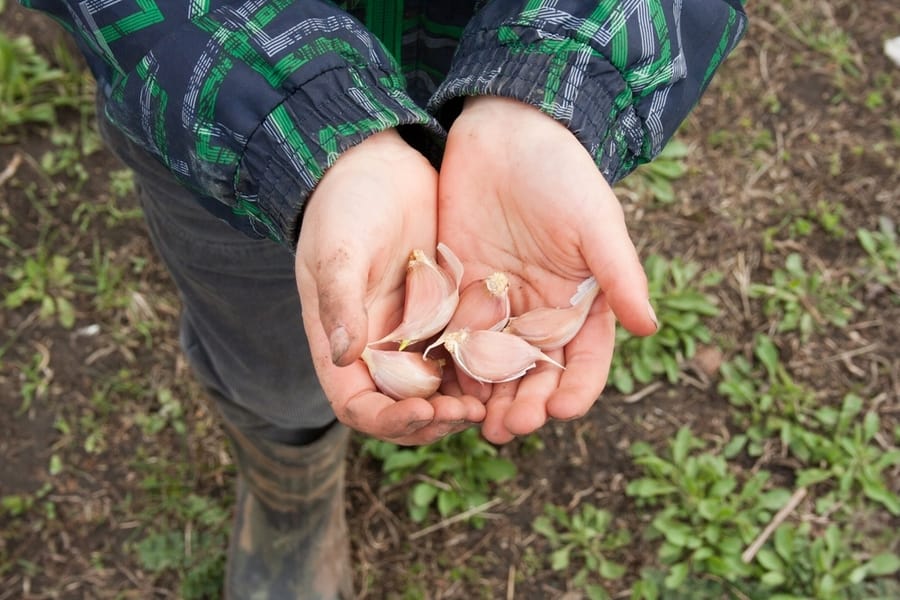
[428, 32, 645, 183]
[236, 67, 446, 248]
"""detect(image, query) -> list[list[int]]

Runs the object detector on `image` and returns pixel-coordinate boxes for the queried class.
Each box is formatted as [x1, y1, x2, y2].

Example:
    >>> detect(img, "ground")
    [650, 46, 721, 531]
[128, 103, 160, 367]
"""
[1, 2, 899, 599]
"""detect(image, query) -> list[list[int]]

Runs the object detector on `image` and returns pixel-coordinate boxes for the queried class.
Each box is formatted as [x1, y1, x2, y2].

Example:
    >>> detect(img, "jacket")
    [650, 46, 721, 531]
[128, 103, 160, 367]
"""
[19, 0, 748, 246]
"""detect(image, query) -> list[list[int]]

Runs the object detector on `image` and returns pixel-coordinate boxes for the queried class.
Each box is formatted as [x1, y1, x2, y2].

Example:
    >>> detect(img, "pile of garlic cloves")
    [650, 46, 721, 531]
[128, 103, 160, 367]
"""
[360, 244, 599, 400]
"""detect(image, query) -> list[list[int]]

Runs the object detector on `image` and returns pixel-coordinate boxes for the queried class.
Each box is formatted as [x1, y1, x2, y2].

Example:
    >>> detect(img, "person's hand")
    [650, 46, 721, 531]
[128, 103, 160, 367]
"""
[296, 130, 484, 445]
[438, 97, 658, 444]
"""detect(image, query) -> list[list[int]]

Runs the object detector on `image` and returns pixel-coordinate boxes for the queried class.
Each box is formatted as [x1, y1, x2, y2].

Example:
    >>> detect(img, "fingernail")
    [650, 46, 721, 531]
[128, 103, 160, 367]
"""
[647, 301, 659, 331]
[329, 326, 350, 364]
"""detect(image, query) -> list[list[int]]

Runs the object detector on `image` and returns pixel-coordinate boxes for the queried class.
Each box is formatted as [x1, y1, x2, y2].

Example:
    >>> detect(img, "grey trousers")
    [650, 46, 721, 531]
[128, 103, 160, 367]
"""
[97, 111, 336, 445]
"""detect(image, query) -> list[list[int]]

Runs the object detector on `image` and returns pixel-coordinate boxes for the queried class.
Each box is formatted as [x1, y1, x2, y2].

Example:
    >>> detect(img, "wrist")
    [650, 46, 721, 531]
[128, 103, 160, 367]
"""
[460, 96, 560, 128]
[339, 128, 408, 161]
[456, 96, 573, 140]
[461, 95, 539, 117]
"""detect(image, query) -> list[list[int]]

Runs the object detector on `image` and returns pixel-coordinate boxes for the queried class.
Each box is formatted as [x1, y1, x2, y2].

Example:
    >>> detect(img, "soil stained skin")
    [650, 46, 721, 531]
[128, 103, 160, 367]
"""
[1, 2, 899, 598]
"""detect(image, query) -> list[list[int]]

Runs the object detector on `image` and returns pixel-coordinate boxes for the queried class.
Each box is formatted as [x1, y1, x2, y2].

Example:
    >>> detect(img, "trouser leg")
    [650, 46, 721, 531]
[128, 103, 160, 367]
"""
[96, 108, 354, 598]
[96, 106, 334, 440]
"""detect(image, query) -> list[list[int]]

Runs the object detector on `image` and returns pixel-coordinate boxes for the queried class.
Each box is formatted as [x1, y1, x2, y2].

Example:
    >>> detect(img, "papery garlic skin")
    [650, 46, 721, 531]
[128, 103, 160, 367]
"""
[505, 277, 600, 350]
[436, 242, 464, 289]
[373, 246, 462, 349]
[424, 271, 510, 357]
[361, 347, 443, 400]
[442, 329, 563, 384]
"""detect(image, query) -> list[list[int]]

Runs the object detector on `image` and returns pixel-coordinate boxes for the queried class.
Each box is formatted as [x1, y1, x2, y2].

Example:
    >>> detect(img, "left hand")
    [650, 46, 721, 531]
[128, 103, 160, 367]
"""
[437, 97, 658, 444]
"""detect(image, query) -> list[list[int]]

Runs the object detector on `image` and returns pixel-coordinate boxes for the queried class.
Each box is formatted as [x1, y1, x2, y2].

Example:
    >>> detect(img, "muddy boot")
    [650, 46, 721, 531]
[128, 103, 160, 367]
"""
[221, 418, 354, 600]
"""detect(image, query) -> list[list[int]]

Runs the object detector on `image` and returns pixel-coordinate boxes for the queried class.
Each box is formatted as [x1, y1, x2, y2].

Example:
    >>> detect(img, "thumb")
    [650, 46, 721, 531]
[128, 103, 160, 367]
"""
[580, 204, 658, 338]
[313, 247, 370, 367]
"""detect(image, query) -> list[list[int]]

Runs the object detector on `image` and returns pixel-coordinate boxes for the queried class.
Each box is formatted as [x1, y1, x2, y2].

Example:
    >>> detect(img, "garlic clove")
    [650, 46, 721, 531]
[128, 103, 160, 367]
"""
[424, 271, 510, 358]
[504, 277, 600, 350]
[442, 329, 564, 384]
[373, 247, 461, 349]
[453, 271, 511, 332]
[361, 347, 443, 400]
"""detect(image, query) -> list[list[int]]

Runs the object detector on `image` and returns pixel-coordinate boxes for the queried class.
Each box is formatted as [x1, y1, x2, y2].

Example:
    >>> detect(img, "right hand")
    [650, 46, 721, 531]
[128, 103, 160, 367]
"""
[295, 130, 485, 445]
[437, 97, 658, 444]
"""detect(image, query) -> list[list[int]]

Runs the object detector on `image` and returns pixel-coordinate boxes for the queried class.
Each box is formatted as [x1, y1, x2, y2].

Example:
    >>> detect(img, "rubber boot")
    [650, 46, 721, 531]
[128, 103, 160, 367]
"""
[221, 418, 355, 600]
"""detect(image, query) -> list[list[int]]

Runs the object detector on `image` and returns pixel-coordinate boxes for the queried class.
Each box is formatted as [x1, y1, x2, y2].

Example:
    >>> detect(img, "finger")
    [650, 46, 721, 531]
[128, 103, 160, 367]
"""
[314, 349, 434, 437]
[436, 376, 487, 423]
[391, 420, 473, 446]
[480, 381, 519, 444]
[459, 394, 487, 423]
[341, 391, 435, 440]
[429, 394, 472, 424]
[547, 304, 616, 420]
[394, 392, 487, 445]
[580, 192, 657, 338]
[502, 351, 563, 436]
[456, 365, 493, 402]
[384, 392, 478, 445]
[313, 244, 371, 366]
[429, 392, 487, 425]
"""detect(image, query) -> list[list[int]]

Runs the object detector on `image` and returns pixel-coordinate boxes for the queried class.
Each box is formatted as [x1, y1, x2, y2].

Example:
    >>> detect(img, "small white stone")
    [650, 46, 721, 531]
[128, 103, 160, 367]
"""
[885, 36, 900, 68]
[75, 324, 101, 337]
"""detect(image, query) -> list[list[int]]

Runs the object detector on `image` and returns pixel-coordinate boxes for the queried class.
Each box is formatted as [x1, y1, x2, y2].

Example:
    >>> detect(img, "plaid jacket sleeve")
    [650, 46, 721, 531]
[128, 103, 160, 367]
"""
[20, 0, 443, 246]
[428, 0, 748, 184]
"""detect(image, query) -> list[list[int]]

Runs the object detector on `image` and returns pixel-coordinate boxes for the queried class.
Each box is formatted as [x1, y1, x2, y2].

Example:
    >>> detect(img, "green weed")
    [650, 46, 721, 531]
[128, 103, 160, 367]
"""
[87, 241, 143, 312]
[609, 255, 720, 393]
[719, 336, 900, 516]
[763, 198, 847, 244]
[626, 426, 900, 598]
[809, 199, 847, 238]
[0, 483, 52, 519]
[361, 428, 516, 523]
[856, 217, 899, 293]
[75, 368, 148, 454]
[130, 453, 231, 600]
[717, 335, 816, 459]
[748, 253, 861, 340]
[769, 2, 862, 84]
[4, 248, 77, 328]
[621, 139, 690, 204]
[71, 189, 143, 232]
[0, 32, 91, 140]
[532, 503, 630, 599]
[627, 427, 787, 589]
[134, 493, 229, 600]
[39, 127, 97, 184]
[108, 168, 135, 197]
[17, 349, 52, 414]
[134, 387, 188, 437]
[0, 33, 65, 137]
